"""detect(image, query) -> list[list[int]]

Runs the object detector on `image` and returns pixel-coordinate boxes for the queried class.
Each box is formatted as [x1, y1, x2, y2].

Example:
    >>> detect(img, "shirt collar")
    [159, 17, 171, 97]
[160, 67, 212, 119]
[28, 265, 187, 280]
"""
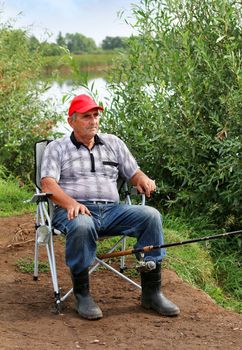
[70, 132, 103, 149]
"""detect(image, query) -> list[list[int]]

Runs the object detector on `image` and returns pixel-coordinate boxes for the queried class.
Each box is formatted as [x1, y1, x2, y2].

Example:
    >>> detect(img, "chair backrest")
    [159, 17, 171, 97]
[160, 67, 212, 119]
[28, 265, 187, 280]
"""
[34, 140, 53, 190]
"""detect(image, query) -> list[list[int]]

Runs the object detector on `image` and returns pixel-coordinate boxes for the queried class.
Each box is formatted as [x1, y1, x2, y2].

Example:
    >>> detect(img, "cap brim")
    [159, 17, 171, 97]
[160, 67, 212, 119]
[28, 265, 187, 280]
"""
[75, 104, 104, 114]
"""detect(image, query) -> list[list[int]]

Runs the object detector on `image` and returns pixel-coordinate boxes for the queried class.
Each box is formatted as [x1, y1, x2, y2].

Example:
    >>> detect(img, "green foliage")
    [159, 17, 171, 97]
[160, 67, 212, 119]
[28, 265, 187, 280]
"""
[56, 32, 97, 54]
[104, 0, 242, 230]
[0, 173, 34, 216]
[28, 32, 97, 55]
[101, 36, 128, 50]
[56, 31, 66, 47]
[96, 222, 241, 312]
[213, 252, 241, 300]
[67, 33, 96, 53]
[163, 213, 242, 311]
[16, 257, 49, 273]
[28, 34, 66, 56]
[164, 228, 216, 287]
[40, 42, 65, 56]
[0, 25, 63, 183]
[210, 236, 242, 302]
[42, 52, 117, 75]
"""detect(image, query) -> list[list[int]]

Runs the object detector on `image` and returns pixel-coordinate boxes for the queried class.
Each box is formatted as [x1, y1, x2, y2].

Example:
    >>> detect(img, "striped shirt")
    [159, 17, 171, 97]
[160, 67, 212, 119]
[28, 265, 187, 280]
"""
[41, 132, 139, 202]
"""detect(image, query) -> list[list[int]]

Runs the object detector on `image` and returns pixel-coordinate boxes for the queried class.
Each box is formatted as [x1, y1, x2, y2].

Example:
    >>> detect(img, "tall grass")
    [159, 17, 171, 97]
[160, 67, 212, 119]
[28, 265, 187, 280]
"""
[0, 178, 34, 216]
[163, 213, 242, 313]
[43, 51, 118, 75]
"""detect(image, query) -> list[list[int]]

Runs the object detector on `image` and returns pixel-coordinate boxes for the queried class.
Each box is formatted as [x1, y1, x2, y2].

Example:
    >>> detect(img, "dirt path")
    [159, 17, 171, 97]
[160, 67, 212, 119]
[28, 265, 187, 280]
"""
[0, 214, 241, 350]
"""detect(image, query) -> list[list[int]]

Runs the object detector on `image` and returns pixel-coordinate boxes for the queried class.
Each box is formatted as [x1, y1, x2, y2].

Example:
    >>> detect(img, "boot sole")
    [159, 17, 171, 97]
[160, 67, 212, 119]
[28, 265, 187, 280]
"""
[141, 302, 180, 317]
[75, 308, 103, 320]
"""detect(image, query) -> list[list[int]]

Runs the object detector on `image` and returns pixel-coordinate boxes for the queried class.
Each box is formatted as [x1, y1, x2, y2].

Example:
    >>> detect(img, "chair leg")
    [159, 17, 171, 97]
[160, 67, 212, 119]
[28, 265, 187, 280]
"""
[46, 237, 60, 295]
[95, 257, 141, 289]
[54, 291, 62, 314]
[120, 236, 127, 273]
[33, 231, 39, 281]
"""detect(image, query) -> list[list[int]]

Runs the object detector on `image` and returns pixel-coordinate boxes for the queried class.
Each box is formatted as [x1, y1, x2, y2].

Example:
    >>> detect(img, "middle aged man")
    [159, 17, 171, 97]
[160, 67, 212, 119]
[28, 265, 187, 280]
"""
[41, 94, 180, 320]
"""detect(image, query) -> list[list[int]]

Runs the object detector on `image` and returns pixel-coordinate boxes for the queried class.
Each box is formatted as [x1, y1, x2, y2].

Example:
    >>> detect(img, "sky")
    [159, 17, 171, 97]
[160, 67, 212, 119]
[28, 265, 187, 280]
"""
[1, 0, 140, 45]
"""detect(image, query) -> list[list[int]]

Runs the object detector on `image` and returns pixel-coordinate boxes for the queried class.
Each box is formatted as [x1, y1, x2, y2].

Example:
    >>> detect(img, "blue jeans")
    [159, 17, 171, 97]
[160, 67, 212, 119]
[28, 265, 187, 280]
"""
[52, 202, 166, 274]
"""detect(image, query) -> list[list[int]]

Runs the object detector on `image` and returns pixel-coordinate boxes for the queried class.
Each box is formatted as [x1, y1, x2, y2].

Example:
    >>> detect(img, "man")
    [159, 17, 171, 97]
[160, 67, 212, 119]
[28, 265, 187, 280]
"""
[41, 94, 180, 320]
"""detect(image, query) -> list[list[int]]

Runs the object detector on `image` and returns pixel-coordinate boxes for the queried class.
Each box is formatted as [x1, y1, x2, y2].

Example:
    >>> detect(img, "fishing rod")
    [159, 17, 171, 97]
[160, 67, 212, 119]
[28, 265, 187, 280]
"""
[98, 230, 242, 260]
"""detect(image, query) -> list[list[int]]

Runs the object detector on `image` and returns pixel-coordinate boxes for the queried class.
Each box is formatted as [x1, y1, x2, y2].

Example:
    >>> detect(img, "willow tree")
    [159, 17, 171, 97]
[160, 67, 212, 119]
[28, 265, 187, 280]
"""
[103, 0, 242, 230]
[0, 26, 63, 182]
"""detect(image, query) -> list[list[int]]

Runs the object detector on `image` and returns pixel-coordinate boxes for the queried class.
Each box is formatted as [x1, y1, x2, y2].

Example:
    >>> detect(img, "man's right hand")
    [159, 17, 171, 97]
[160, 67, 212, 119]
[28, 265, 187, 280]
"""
[67, 203, 91, 220]
[41, 177, 91, 220]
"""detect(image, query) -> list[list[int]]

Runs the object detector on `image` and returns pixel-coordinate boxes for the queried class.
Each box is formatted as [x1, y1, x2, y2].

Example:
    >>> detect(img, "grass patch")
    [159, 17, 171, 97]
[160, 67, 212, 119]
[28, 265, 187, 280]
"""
[96, 236, 139, 277]
[95, 220, 241, 313]
[164, 228, 215, 288]
[163, 216, 242, 314]
[42, 51, 118, 75]
[96, 236, 135, 256]
[0, 178, 35, 217]
[16, 257, 50, 273]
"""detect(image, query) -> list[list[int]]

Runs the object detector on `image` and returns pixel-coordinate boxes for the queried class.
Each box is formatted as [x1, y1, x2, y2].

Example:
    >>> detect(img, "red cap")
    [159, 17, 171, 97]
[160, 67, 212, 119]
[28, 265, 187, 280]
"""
[68, 94, 104, 117]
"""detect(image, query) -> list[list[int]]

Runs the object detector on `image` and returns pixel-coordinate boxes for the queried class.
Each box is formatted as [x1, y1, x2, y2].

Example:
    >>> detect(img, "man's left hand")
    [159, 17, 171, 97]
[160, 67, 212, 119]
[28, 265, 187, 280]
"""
[136, 178, 156, 197]
[131, 170, 156, 198]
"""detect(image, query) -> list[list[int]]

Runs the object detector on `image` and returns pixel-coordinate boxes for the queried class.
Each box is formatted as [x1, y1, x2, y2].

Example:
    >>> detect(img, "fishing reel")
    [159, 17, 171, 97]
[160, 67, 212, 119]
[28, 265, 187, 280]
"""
[135, 253, 156, 272]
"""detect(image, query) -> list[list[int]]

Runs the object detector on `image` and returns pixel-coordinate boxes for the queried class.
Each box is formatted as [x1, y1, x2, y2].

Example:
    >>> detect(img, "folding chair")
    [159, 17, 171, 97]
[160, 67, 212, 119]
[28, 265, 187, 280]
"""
[30, 140, 144, 312]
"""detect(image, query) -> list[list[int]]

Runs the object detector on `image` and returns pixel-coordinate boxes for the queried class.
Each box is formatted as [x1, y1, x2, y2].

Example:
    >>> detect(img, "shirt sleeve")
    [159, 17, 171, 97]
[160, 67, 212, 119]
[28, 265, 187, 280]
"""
[115, 136, 139, 180]
[41, 140, 62, 182]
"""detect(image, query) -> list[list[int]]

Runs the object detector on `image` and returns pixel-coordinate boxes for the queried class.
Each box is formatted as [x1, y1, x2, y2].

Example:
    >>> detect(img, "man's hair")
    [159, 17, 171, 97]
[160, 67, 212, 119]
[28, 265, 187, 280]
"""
[71, 112, 77, 121]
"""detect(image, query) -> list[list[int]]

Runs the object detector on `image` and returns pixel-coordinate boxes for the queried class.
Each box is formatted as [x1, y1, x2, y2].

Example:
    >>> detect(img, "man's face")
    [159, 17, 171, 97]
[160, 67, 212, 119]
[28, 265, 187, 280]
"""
[69, 108, 100, 139]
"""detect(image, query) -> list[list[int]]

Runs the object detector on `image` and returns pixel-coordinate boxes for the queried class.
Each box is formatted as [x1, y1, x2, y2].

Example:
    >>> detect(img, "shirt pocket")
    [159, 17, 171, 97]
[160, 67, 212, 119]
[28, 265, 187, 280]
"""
[102, 161, 119, 178]
[102, 161, 119, 167]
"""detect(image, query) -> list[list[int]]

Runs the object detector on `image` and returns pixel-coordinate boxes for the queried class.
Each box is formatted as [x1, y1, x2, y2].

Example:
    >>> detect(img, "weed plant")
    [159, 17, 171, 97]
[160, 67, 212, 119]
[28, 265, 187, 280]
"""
[16, 257, 49, 273]
[163, 213, 242, 313]
[0, 177, 34, 216]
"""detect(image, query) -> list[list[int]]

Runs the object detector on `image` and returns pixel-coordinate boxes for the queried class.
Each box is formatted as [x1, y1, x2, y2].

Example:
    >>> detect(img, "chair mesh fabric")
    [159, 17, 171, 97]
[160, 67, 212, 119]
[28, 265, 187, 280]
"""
[35, 140, 52, 190]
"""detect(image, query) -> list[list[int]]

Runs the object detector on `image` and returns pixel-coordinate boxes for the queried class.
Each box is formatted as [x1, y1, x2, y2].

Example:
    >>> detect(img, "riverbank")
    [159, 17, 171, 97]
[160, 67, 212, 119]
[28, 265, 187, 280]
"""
[0, 213, 242, 350]
[0, 177, 241, 314]
[42, 51, 118, 76]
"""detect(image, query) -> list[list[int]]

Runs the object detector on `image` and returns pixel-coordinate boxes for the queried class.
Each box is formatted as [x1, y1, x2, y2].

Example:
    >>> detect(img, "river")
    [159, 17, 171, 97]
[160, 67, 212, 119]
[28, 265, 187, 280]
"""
[42, 76, 110, 134]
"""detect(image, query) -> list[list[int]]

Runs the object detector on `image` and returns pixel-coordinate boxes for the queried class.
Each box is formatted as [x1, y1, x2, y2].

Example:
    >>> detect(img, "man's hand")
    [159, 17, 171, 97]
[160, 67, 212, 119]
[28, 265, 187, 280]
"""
[131, 170, 156, 197]
[66, 203, 91, 220]
[136, 178, 156, 197]
[41, 177, 91, 220]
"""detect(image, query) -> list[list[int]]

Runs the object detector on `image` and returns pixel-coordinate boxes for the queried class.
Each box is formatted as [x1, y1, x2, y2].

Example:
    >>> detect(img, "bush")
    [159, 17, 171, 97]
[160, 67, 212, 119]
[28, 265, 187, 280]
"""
[0, 176, 34, 216]
[0, 26, 63, 183]
[103, 0, 242, 231]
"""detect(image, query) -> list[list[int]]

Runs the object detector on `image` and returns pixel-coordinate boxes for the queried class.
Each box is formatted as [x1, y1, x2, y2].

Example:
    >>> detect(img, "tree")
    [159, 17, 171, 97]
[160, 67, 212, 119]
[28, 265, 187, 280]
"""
[101, 36, 128, 50]
[64, 33, 96, 53]
[28, 35, 40, 51]
[56, 31, 66, 47]
[104, 0, 242, 230]
[0, 27, 63, 182]
[40, 41, 64, 56]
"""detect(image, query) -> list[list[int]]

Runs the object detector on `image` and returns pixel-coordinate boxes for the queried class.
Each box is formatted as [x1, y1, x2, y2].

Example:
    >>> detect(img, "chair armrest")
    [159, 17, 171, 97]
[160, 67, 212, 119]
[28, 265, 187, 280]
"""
[128, 186, 146, 205]
[29, 192, 53, 203]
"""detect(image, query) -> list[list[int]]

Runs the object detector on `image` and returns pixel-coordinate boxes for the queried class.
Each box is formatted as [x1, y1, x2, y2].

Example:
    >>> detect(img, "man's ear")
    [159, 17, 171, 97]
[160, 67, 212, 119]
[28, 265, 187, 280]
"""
[67, 117, 73, 127]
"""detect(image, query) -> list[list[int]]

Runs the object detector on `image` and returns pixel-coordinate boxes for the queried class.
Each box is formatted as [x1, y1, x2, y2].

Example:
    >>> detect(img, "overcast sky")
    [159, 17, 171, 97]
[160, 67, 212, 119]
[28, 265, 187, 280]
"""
[1, 0, 140, 45]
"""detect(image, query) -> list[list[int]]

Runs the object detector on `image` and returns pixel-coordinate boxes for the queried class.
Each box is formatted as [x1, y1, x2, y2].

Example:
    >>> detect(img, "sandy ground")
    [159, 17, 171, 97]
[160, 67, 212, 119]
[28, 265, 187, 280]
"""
[0, 213, 241, 350]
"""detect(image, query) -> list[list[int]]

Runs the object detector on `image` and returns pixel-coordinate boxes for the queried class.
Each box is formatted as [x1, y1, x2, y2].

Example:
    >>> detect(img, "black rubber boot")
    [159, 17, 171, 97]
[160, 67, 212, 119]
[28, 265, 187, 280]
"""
[71, 269, 103, 320]
[140, 263, 180, 316]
